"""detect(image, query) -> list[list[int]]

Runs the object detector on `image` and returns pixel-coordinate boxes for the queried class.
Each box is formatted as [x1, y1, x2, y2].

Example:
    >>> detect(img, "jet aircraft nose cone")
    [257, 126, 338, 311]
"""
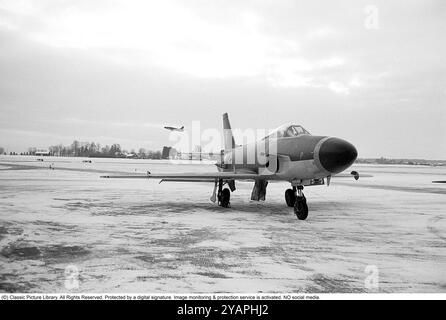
[318, 138, 357, 173]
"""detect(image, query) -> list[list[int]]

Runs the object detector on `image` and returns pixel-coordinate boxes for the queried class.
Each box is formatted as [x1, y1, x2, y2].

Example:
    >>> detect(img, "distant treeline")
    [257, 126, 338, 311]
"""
[22, 141, 162, 159]
[2, 144, 445, 165]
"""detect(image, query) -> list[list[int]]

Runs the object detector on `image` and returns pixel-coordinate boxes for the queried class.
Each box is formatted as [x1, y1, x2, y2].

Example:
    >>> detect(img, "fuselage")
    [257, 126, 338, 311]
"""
[217, 132, 357, 185]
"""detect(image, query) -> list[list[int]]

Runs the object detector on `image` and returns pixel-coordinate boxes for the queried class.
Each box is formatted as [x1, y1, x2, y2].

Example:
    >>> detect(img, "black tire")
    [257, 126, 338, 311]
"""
[220, 188, 231, 208]
[294, 197, 308, 220]
[285, 189, 296, 207]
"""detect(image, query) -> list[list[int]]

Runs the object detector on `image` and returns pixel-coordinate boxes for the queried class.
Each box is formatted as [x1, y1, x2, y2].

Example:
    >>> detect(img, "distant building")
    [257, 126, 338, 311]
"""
[162, 146, 177, 159]
[35, 149, 50, 156]
[162, 146, 170, 159]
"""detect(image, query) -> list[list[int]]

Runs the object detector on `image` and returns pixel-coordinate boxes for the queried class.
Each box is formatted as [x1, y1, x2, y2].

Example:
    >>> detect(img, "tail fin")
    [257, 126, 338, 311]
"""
[222, 113, 235, 151]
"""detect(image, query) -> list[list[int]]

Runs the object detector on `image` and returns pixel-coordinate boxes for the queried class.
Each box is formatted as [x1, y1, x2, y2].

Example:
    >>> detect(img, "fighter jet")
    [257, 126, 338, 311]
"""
[103, 113, 365, 220]
[164, 125, 184, 132]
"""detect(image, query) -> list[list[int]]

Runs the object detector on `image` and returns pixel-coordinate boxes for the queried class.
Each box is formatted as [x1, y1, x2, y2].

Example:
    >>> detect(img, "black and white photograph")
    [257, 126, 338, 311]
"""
[0, 0, 445, 303]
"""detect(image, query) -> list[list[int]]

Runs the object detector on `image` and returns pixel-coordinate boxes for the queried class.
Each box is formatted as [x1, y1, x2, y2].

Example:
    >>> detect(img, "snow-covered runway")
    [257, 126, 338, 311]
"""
[0, 156, 445, 293]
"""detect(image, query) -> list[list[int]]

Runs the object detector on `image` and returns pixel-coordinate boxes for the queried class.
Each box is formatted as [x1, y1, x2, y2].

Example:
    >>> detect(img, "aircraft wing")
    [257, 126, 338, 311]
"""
[101, 172, 267, 181]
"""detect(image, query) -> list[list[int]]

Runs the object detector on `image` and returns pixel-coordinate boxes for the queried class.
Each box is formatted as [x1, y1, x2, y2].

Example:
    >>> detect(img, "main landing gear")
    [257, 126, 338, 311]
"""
[217, 179, 231, 208]
[220, 188, 231, 208]
[211, 179, 231, 207]
[285, 188, 296, 207]
[285, 186, 308, 220]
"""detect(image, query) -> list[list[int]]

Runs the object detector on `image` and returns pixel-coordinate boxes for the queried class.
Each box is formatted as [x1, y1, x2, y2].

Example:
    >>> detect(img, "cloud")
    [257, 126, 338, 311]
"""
[328, 81, 350, 95]
[0, 127, 154, 150]
[0, 0, 444, 158]
[64, 118, 164, 129]
[306, 26, 340, 40]
[0, 0, 356, 92]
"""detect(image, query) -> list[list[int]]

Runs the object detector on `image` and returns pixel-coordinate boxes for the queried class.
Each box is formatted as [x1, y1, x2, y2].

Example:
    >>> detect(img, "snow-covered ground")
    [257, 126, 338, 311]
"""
[0, 155, 445, 293]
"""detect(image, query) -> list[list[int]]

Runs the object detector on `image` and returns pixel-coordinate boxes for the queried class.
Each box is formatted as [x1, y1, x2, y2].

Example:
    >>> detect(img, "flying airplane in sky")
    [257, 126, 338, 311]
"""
[164, 125, 184, 132]
[103, 113, 365, 220]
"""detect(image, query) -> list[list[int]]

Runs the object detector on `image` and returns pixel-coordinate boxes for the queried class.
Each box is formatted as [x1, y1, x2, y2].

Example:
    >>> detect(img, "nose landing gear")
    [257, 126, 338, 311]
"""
[290, 186, 308, 220]
[285, 188, 296, 207]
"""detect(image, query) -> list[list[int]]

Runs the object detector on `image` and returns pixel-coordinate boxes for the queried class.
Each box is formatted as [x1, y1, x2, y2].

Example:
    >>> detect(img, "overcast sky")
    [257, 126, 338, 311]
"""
[0, 0, 444, 158]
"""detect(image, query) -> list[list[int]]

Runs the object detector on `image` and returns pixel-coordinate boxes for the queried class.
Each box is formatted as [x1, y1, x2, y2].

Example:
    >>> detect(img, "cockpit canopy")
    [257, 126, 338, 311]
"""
[264, 124, 310, 139]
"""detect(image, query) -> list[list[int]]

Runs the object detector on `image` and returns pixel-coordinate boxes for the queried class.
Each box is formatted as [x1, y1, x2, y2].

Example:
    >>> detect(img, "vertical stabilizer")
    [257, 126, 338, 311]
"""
[222, 113, 236, 151]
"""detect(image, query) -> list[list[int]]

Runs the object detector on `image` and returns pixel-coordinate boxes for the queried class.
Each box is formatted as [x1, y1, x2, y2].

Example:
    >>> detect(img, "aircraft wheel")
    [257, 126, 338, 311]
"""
[285, 189, 296, 207]
[220, 188, 231, 208]
[294, 196, 308, 220]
